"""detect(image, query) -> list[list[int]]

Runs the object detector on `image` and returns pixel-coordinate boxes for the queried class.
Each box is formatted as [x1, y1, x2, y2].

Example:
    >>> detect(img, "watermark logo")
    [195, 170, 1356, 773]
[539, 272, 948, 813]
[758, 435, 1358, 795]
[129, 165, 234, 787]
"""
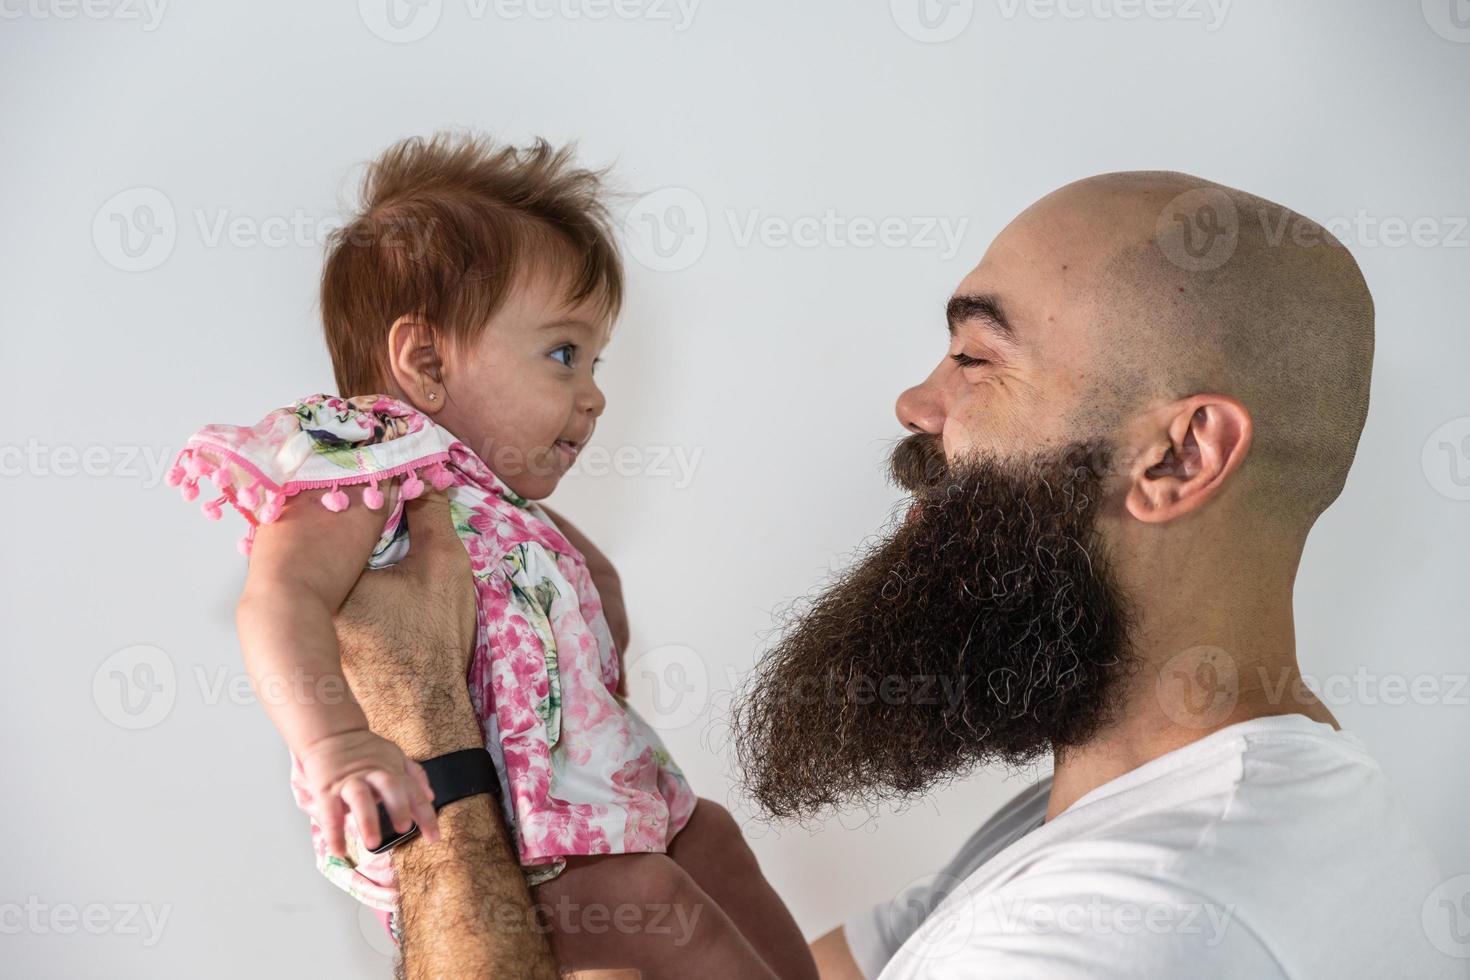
[727, 209, 969, 259]
[360, 0, 699, 40]
[0, 898, 172, 946]
[0, 0, 168, 30]
[1156, 645, 1238, 729]
[624, 187, 971, 270]
[359, 0, 443, 42]
[995, 0, 1231, 31]
[92, 187, 176, 272]
[628, 644, 709, 730]
[1154, 187, 1238, 272]
[0, 439, 179, 486]
[1422, 0, 1470, 42]
[986, 893, 1236, 943]
[1423, 416, 1470, 501]
[1422, 874, 1470, 958]
[623, 187, 709, 272]
[890, 0, 975, 42]
[91, 190, 442, 272]
[889, 873, 976, 961]
[1260, 209, 1469, 250]
[358, 903, 398, 956]
[563, 444, 704, 489]
[92, 645, 176, 730]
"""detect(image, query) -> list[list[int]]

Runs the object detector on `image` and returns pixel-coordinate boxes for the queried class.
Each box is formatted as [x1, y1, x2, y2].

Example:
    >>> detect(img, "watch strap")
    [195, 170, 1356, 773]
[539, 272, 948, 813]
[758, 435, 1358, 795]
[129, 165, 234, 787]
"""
[367, 747, 500, 854]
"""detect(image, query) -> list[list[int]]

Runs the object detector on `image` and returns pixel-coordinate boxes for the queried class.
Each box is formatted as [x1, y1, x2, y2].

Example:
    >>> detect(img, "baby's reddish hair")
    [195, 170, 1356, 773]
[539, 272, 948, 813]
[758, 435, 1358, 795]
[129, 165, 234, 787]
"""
[321, 131, 624, 394]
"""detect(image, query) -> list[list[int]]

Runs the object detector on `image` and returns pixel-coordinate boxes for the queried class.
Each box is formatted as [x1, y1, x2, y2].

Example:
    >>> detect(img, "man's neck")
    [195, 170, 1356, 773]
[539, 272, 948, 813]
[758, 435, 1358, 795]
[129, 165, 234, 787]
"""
[1043, 584, 1339, 823]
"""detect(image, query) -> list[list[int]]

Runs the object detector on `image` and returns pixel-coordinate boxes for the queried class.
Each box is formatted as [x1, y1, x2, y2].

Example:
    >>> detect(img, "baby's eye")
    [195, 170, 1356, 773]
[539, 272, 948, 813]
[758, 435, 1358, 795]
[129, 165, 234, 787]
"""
[550, 344, 576, 368]
[950, 352, 990, 368]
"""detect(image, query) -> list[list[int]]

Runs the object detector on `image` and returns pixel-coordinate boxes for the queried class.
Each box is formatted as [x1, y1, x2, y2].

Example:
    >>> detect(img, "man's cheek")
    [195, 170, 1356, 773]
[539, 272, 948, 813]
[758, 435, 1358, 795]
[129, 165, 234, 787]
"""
[957, 387, 1047, 460]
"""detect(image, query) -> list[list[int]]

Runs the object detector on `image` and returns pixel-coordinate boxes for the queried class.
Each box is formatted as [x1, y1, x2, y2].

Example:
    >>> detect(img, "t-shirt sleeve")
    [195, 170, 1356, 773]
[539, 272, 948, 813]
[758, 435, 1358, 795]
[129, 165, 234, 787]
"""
[880, 868, 1285, 980]
[844, 872, 956, 979]
[167, 393, 456, 554]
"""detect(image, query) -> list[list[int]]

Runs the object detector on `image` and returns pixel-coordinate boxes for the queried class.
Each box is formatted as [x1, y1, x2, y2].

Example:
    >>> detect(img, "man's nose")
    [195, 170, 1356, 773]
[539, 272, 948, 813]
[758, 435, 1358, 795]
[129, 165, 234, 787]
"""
[895, 379, 945, 435]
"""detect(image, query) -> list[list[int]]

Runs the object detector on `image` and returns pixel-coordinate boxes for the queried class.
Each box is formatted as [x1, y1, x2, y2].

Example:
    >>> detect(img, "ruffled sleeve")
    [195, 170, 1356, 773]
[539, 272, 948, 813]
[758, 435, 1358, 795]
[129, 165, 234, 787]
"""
[167, 393, 457, 555]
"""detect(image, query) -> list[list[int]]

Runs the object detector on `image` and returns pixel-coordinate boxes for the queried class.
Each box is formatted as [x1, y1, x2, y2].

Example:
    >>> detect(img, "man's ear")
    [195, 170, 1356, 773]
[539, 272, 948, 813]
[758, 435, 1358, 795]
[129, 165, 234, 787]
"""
[1124, 395, 1253, 524]
[386, 315, 447, 415]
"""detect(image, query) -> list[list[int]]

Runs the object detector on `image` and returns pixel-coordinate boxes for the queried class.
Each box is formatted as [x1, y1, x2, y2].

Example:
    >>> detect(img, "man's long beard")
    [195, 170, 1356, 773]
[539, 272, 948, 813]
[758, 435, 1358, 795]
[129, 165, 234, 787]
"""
[731, 435, 1137, 821]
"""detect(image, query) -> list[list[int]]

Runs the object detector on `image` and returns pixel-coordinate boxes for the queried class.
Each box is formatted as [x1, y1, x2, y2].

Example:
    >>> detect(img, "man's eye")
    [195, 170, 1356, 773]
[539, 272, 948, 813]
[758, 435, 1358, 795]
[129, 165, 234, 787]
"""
[550, 344, 576, 368]
[950, 352, 990, 368]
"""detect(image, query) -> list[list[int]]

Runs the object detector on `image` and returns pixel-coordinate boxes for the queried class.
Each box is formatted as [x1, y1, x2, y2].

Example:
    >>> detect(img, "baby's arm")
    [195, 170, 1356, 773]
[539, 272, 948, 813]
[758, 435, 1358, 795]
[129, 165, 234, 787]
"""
[236, 487, 437, 855]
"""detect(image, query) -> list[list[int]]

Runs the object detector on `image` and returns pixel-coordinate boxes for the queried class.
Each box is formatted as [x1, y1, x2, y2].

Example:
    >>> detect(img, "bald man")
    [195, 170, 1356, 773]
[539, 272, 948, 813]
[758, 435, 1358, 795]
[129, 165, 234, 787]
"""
[738, 171, 1455, 978]
[341, 172, 1456, 979]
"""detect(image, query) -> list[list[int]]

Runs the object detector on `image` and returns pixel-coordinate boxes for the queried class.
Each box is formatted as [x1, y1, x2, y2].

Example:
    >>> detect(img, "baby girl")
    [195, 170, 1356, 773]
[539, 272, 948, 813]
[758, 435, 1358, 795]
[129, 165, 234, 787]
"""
[169, 133, 814, 979]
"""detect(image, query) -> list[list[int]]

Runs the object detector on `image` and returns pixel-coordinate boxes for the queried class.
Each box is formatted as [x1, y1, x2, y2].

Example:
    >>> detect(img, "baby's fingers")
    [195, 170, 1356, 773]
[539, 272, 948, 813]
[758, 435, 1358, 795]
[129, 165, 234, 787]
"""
[319, 794, 348, 859]
[343, 776, 382, 850]
[409, 759, 434, 806]
[365, 770, 417, 837]
[406, 760, 441, 845]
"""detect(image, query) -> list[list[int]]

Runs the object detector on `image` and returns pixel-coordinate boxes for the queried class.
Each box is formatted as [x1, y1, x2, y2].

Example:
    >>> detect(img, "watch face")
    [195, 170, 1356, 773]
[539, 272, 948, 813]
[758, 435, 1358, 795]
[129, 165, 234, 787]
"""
[368, 826, 419, 854]
[367, 805, 420, 854]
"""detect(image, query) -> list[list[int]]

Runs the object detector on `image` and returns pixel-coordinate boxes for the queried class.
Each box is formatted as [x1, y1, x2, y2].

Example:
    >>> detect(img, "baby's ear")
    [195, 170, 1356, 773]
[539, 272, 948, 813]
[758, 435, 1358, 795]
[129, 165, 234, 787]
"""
[386, 315, 446, 414]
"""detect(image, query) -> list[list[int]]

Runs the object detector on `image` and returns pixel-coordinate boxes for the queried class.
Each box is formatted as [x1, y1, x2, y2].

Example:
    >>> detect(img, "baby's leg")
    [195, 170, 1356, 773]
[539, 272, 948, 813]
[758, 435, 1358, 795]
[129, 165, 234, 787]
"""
[667, 799, 818, 980]
[530, 852, 776, 980]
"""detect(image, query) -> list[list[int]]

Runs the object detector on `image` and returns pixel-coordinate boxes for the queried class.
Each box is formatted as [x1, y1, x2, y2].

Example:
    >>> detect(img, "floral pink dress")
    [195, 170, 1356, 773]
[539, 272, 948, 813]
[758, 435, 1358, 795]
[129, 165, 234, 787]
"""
[170, 394, 697, 930]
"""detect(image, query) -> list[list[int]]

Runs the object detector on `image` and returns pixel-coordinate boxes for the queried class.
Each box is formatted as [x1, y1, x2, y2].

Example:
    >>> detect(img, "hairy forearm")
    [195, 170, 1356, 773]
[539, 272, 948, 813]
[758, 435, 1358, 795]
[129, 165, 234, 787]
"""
[384, 688, 558, 980]
[394, 793, 557, 980]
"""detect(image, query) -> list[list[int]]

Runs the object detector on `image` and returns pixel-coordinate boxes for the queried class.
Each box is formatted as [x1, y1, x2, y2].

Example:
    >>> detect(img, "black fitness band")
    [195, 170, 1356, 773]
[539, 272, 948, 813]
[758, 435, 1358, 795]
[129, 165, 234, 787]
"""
[367, 747, 501, 854]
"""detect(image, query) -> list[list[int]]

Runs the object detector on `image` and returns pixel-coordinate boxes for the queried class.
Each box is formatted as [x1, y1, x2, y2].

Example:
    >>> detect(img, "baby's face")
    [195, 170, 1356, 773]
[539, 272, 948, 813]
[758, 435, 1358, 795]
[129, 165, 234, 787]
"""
[437, 267, 612, 500]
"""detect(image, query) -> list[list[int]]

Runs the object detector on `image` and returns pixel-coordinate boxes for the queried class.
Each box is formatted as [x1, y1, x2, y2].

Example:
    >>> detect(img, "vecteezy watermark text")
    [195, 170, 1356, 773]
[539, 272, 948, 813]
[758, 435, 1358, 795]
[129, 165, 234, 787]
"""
[0, 898, 171, 947]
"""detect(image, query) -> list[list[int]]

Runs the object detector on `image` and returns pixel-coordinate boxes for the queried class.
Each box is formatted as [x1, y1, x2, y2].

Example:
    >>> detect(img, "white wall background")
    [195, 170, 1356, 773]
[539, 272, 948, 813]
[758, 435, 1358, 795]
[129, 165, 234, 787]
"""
[3, 1, 1468, 975]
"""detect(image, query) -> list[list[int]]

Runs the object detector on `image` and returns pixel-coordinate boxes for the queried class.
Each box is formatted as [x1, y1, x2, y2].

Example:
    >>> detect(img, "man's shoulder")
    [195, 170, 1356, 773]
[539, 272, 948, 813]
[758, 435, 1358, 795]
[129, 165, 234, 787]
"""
[887, 719, 1454, 979]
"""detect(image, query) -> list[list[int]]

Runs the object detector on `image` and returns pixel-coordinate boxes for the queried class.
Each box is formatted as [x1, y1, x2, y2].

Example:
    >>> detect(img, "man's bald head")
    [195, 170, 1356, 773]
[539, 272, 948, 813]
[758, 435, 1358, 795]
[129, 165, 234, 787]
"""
[912, 170, 1374, 536]
[1052, 172, 1375, 531]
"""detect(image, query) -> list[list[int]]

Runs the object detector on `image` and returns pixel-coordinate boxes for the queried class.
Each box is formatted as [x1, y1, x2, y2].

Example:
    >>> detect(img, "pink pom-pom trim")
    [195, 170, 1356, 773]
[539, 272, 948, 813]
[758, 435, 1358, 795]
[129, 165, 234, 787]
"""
[181, 481, 200, 502]
[322, 487, 350, 512]
[363, 483, 385, 510]
[237, 532, 254, 557]
[238, 483, 260, 509]
[400, 471, 425, 500]
[427, 461, 454, 491]
[202, 496, 225, 521]
[165, 465, 186, 487]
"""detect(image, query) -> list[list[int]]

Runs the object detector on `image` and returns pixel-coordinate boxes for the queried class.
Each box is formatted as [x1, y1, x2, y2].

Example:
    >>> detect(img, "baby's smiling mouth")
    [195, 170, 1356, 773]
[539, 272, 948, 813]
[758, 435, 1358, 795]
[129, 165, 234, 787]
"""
[553, 437, 584, 462]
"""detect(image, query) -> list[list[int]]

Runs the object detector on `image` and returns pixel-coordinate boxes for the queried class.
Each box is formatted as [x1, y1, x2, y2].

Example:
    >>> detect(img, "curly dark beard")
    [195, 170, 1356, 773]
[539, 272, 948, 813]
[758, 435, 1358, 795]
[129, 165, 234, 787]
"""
[731, 435, 1138, 821]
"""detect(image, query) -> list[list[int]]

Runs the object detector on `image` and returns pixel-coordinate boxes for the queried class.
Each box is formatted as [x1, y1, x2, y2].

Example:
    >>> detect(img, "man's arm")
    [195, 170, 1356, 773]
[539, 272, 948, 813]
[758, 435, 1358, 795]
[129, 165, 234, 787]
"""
[811, 926, 867, 980]
[389, 686, 555, 980]
[334, 490, 558, 980]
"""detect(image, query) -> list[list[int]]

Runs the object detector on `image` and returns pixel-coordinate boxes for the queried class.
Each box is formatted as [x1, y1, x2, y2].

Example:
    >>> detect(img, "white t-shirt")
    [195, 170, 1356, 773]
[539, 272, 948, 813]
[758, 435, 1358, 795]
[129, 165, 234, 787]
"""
[845, 714, 1463, 979]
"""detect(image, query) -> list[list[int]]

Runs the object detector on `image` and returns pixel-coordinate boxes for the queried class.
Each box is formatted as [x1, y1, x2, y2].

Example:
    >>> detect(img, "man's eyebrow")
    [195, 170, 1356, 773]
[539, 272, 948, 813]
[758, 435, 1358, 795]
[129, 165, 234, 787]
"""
[946, 292, 1017, 343]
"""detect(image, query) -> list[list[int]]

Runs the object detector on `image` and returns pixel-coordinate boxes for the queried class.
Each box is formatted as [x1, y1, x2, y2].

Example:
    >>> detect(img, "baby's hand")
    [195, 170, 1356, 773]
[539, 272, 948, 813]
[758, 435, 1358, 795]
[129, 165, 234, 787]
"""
[298, 728, 440, 857]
